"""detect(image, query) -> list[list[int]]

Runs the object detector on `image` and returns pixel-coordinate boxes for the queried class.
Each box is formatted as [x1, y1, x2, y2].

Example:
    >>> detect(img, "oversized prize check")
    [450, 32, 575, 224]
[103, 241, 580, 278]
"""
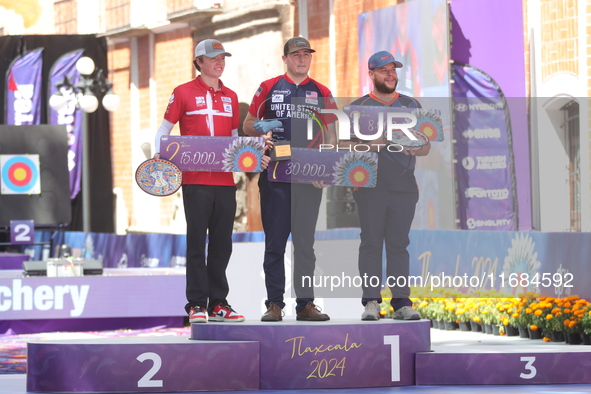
[268, 147, 378, 188]
[159, 135, 266, 172]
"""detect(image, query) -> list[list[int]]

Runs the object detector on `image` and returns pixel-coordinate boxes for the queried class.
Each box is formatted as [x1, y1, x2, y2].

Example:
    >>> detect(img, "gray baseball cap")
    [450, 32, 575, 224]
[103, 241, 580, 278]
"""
[194, 39, 232, 58]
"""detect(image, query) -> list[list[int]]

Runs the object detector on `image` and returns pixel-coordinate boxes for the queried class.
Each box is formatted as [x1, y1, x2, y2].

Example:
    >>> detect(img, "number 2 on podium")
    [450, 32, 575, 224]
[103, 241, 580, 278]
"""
[137, 352, 163, 387]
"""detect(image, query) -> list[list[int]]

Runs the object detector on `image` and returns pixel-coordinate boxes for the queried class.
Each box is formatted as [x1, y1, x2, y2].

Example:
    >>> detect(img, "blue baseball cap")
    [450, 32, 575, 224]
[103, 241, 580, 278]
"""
[368, 51, 403, 70]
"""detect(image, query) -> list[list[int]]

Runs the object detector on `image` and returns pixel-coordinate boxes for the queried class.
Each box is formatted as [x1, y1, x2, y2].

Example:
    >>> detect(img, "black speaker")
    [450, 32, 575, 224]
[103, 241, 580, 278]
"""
[22, 260, 46, 276]
[82, 260, 103, 275]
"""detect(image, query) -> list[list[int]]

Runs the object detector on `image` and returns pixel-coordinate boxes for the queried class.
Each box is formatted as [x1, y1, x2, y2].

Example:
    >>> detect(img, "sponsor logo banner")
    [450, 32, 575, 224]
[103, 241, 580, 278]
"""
[5, 48, 43, 126]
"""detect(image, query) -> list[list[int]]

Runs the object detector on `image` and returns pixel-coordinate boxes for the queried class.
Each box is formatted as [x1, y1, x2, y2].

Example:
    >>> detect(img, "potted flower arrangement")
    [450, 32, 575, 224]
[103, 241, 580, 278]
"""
[428, 298, 447, 329]
[413, 296, 441, 325]
[442, 298, 459, 330]
[477, 298, 500, 334]
[559, 296, 588, 344]
[498, 298, 521, 336]
[579, 306, 591, 344]
[525, 297, 555, 339]
[465, 298, 486, 332]
[542, 297, 569, 342]
[453, 298, 473, 331]
[509, 296, 538, 338]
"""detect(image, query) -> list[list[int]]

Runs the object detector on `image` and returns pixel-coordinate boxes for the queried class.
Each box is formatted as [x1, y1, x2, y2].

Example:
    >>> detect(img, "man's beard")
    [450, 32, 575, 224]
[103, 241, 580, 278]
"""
[374, 79, 397, 94]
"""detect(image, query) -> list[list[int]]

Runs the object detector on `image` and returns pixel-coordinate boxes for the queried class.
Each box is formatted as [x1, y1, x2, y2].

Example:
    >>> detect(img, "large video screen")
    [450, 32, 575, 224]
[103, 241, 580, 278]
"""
[358, 0, 454, 229]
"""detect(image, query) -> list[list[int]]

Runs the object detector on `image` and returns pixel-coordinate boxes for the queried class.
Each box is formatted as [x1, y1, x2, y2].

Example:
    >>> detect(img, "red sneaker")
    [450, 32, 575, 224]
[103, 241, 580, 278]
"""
[189, 306, 207, 323]
[209, 303, 245, 322]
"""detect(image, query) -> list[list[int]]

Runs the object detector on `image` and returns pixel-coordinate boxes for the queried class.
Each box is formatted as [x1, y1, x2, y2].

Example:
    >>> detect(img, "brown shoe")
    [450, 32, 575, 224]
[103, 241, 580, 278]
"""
[296, 302, 330, 321]
[261, 302, 283, 322]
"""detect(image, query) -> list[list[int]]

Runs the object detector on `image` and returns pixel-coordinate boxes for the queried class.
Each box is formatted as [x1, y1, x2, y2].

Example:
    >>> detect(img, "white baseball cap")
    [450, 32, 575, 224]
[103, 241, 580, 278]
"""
[194, 39, 232, 58]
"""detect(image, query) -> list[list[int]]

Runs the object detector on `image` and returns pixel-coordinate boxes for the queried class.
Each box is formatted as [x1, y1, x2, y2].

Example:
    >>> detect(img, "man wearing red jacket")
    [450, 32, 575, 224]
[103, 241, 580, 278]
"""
[154, 39, 259, 323]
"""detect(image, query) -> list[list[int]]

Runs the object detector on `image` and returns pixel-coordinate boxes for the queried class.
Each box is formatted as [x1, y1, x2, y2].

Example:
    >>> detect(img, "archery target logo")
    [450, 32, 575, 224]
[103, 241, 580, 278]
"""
[1, 155, 41, 194]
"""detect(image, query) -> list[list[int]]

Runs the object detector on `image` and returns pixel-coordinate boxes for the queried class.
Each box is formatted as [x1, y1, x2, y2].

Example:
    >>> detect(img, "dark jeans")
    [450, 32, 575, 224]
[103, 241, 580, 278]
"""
[182, 184, 236, 313]
[354, 189, 418, 310]
[258, 172, 322, 312]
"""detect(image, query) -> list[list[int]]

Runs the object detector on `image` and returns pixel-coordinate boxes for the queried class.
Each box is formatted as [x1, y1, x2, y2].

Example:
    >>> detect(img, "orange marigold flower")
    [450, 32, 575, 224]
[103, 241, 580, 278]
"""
[546, 314, 553, 320]
[534, 310, 543, 316]
[503, 318, 509, 326]
[530, 325, 538, 331]
[569, 321, 577, 328]
[564, 320, 571, 326]
[543, 337, 551, 342]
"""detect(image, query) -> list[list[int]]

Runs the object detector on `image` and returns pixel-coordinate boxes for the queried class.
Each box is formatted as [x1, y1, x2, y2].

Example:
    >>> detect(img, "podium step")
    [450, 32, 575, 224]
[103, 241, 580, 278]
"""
[416, 330, 591, 385]
[26, 336, 259, 392]
[191, 318, 431, 389]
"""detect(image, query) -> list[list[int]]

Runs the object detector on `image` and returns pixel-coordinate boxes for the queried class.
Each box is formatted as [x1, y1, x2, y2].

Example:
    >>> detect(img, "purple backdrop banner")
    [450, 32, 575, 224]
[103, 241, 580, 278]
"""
[0, 275, 186, 320]
[48, 49, 84, 199]
[357, 0, 455, 230]
[451, 0, 531, 230]
[452, 64, 517, 230]
[5, 48, 43, 126]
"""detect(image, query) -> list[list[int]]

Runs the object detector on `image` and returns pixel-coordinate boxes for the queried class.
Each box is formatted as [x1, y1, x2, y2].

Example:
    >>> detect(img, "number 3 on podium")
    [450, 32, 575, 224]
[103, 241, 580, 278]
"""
[10, 220, 34, 245]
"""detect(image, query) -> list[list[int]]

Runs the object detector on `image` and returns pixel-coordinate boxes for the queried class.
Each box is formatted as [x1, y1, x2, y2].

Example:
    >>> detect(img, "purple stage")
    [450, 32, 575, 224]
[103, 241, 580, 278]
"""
[416, 344, 591, 385]
[23, 321, 591, 392]
[26, 336, 259, 392]
[192, 319, 431, 389]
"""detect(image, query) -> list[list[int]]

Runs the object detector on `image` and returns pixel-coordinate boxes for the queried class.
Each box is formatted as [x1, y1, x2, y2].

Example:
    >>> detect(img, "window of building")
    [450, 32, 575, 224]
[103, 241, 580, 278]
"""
[563, 100, 580, 231]
[105, 0, 131, 31]
[54, 0, 78, 34]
